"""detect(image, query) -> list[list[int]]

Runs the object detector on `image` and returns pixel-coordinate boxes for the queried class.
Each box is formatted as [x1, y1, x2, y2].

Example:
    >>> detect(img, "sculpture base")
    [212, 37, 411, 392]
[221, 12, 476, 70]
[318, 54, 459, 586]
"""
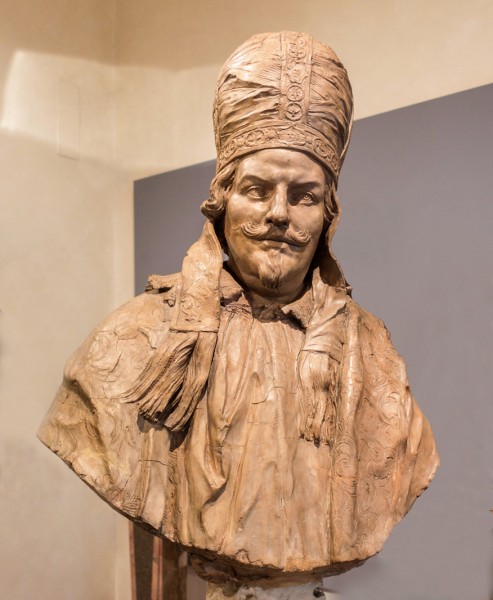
[207, 580, 329, 600]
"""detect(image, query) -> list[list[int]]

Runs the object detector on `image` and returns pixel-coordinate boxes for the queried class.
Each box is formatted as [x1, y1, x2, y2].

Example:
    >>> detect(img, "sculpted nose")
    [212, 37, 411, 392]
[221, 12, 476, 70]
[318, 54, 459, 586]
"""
[265, 189, 289, 228]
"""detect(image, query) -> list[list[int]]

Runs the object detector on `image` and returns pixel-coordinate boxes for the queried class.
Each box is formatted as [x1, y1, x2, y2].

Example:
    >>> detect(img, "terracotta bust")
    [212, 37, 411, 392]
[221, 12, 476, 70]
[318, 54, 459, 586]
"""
[39, 32, 439, 593]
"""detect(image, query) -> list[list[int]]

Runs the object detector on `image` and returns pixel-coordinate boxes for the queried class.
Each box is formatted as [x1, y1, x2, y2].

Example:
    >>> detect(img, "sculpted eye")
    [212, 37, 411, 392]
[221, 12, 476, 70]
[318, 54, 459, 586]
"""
[292, 191, 316, 205]
[246, 186, 267, 200]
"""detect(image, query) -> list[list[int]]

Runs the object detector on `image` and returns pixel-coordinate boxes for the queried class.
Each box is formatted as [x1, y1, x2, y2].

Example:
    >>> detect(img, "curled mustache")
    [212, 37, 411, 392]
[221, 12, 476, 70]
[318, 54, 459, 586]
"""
[241, 222, 312, 247]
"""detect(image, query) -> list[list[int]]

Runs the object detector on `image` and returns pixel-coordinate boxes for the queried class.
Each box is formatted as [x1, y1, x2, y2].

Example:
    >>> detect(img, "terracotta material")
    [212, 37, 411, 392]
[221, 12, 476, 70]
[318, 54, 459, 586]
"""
[39, 32, 438, 589]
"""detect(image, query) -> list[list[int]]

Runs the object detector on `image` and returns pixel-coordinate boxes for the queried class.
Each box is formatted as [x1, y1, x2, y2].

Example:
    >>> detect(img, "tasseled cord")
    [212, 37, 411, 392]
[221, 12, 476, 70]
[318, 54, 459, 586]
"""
[297, 183, 350, 446]
[297, 350, 339, 445]
[117, 221, 223, 432]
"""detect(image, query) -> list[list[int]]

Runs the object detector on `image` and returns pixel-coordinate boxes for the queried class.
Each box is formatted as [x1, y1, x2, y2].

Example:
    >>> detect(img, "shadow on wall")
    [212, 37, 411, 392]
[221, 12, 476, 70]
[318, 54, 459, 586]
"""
[1, 50, 115, 165]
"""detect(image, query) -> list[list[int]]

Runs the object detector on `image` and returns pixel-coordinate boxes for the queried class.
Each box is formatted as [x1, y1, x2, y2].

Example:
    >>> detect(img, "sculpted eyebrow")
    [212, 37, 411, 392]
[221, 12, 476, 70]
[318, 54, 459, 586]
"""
[290, 181, 324, 191]
[237, 174, 272, 187]
[237, 175, 324, 190]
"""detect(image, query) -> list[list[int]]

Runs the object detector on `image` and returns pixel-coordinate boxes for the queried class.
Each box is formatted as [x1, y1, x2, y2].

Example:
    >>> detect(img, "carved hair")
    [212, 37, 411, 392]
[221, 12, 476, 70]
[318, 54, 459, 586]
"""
[201, 160, 238, 221]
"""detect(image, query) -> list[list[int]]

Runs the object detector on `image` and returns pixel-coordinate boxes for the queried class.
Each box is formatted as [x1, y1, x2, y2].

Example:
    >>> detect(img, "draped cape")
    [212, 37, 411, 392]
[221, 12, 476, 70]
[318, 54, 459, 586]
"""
[38, 270, 438, 584]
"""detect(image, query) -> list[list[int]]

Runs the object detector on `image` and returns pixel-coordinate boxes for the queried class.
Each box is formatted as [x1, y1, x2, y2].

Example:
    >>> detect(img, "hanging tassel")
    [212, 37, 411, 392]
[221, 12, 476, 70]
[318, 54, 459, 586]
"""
[118, 221, 223, 430]
[298, 268, 348, 445]
[164, 330, 217, 431]
[297, 350, 338, 445]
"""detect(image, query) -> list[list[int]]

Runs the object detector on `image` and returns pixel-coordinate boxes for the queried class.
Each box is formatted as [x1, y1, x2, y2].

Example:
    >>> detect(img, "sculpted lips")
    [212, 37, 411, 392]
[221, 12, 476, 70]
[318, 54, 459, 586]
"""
[241, 222, 312, 247]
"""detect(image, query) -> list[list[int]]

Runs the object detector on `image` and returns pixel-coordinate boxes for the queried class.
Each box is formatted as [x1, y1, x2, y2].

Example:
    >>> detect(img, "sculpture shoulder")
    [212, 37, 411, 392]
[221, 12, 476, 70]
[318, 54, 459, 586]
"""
[63, 272, 180, 400]
[38, 274, 179, 530]
[347, 297, 390, 337]
[345, 297, 409, 383]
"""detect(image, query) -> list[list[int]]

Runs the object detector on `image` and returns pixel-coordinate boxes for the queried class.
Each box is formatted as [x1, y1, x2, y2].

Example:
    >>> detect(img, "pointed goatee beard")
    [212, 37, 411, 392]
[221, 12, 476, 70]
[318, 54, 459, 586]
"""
[257, 255, 283, 290]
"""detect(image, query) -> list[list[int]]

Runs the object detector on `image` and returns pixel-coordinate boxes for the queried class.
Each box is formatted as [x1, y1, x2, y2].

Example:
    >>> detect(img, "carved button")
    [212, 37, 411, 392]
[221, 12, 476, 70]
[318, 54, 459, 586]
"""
[285, 103, 303, 121]
[282, 127, 306, 145]
[288, 43, 306, 59]
[287, 84, 304, 102]
[287, 63, 305, 84]
[245, 130, 264, 145]
[313, 138, 329, 157]
[283, 129, 296, 144]
[222, 141, 236, 158]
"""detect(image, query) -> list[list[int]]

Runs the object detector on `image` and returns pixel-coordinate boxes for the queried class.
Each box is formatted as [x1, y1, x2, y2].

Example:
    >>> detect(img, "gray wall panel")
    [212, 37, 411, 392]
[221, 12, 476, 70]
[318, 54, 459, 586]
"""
[135, 84, 493, 599]
[134, 160, 215, 294]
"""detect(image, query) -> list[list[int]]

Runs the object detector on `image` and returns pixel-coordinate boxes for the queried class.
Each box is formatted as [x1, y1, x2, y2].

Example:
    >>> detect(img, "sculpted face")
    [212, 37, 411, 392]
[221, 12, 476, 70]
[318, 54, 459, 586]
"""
[224, 148, 327, 301]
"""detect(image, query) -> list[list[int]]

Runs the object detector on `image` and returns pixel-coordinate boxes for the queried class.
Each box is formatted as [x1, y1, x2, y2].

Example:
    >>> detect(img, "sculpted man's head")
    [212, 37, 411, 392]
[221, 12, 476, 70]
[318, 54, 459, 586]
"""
[201, 31, 354, 299]
[208, 148, 329, 301]
[223, 149, 326, 300]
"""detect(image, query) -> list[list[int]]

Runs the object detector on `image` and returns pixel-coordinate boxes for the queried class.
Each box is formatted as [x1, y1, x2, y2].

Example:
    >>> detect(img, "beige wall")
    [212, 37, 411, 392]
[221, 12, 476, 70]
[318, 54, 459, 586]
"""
[0, 1, 132, 599]
[115, 0, 493, 178]
[1, 1, 492, 599]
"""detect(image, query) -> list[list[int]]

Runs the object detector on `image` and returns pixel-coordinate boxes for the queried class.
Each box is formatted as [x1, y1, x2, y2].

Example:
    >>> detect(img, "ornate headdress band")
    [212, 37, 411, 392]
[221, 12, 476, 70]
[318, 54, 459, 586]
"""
[214, 32, 354, 182]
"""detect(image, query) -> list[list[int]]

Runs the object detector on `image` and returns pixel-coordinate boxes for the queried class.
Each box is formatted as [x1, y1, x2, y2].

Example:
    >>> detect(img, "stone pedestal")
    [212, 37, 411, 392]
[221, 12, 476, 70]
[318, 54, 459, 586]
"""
[207, 580, 332, 600]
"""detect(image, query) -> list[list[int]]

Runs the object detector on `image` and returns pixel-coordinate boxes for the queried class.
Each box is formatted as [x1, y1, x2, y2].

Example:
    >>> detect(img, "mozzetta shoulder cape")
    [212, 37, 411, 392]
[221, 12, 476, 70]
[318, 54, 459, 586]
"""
[39, 271, 438, 584]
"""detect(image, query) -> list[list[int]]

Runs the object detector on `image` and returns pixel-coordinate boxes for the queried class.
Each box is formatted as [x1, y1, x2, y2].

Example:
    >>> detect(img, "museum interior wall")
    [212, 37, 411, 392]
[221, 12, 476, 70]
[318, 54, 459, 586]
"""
[1, 1, 492, 599]
[0, 2, 132, 600]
